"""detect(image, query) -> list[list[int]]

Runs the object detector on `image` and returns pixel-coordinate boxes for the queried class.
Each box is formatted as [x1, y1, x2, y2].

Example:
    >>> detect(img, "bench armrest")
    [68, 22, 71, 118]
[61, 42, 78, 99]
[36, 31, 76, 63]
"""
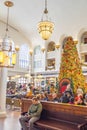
[78, 122, 87, 129]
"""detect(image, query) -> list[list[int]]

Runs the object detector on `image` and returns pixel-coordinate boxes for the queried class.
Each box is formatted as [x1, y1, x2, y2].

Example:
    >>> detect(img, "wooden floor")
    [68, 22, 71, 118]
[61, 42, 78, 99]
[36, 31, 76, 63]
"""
[0, 109, 21, 130]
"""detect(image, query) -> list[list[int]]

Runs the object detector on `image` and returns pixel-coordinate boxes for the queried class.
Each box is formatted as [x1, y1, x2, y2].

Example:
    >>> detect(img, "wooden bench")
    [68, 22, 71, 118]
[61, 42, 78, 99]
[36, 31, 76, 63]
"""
[21, 99, 87, 130]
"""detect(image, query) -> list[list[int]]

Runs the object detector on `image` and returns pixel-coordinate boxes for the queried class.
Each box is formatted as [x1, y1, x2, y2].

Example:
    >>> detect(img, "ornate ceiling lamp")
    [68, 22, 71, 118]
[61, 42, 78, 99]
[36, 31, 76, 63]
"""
[38, 0, 54, 40]
[0, 1, 17, 68]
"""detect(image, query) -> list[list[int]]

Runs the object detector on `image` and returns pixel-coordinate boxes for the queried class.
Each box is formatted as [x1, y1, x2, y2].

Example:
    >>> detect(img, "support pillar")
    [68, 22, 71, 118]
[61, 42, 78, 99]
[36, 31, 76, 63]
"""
[0, 68, 7, 117]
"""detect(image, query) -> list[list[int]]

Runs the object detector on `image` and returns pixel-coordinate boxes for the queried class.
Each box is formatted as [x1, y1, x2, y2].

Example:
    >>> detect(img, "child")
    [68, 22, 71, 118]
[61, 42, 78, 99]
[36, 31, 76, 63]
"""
[74, 88, 85, 105]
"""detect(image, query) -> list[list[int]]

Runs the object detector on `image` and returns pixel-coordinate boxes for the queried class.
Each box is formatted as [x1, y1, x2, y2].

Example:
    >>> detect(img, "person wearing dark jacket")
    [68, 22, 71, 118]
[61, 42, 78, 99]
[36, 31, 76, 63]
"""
[60, 91, 74, 103]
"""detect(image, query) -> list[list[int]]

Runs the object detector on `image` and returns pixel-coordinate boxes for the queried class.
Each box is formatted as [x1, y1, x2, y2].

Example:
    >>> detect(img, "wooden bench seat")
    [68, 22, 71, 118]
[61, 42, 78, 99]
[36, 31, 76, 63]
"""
[21, 99, 87, 130]
[34, 109, 87, 130]
[34, 119, 79, 130]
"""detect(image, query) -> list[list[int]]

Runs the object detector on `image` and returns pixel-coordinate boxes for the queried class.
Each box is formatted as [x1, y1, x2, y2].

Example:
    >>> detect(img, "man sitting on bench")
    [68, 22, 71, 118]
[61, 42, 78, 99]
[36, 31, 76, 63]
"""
[19, 96, 42, 130]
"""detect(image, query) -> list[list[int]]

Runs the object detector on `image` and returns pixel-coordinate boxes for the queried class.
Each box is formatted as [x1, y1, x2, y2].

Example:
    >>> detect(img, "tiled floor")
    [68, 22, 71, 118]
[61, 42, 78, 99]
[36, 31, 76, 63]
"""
[0, 109, 21, 130]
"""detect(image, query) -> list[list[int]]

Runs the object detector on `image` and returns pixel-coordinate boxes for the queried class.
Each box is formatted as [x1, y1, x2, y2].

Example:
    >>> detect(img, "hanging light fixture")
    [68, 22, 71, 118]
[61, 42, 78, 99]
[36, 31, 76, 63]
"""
[38, 0, 54, 40]
[0, 1, 16, 68]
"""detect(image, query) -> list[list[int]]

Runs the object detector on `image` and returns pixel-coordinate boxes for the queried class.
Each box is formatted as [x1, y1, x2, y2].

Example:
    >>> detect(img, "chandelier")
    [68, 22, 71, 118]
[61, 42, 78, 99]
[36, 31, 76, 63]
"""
[38, 0, 54, 40]
[0, 1, 16, 68]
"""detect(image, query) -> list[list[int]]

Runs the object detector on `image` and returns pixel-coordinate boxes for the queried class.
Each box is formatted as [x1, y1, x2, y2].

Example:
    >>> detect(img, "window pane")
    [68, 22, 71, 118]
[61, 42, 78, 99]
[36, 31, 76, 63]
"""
[19, 44, 29, 68]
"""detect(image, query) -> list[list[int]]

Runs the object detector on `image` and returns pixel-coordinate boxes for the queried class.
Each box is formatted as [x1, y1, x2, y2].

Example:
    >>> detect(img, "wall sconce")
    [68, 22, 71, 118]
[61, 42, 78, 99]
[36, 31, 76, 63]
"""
[29, 50, 33, 56]
[74, 40, 78, 44]
[55, 44, 60, 49]
[41, 47, 45, 53]
[15, 45, 20, 52]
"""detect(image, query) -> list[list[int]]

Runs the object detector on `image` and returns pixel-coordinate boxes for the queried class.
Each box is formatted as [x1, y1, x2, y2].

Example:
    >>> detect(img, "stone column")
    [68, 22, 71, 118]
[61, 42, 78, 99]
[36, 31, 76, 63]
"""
[27, 54, 32, 84]
[15, 50, 19, 68]
[55, 48, 61, 71]
[0, 68, 7, 117]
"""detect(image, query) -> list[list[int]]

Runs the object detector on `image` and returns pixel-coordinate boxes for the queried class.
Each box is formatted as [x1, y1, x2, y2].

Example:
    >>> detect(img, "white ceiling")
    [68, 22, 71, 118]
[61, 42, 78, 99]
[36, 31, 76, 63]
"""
[0, 0, 87, 46]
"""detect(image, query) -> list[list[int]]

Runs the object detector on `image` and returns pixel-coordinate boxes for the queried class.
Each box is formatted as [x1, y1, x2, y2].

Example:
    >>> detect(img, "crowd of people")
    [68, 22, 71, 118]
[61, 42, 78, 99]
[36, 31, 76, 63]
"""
[7, 81, 87, 130]
[6, 81, 87, 106]
[18, 82, 87, 130]
[24, 82, 87, 106]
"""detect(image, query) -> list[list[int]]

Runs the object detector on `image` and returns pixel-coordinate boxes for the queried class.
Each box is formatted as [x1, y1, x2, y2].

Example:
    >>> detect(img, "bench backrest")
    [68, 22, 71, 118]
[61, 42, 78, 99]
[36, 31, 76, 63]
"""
[21, 99, 87, 124]
[43, 110, 86, 124]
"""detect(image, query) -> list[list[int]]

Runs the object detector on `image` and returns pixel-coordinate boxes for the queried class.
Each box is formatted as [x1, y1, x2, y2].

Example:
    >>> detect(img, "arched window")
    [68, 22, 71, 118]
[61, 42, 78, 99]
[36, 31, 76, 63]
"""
[81, 32, 87, 44]
[19, 44, 29, 68]
[34, 45, 43, 71]
[34, 45, 41, 55]
[80, 32, 87, 62]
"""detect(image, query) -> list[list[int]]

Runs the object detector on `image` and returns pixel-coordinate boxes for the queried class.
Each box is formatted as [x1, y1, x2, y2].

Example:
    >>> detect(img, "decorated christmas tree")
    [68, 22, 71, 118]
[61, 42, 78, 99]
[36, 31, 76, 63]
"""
[58, 36, 85, 93]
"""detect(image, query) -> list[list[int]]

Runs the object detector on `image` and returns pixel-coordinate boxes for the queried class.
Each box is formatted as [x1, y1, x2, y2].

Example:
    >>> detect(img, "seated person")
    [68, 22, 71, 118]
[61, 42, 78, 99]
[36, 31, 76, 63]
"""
[25, 86, 33, 98]
[59, 91, 74, 103]
[47, 93, 53, 101]
[76, 88, 83, 95]
[52, 92, 58, 102]
[36, 94, 41, 100]
[19, 96, 42, 130]
[74, 94, 84, 105]
[41, 92, 48, 101]
[59, 82, 74, 103]
[74, 88, 85, 105]
[50, 84, 56, 93]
